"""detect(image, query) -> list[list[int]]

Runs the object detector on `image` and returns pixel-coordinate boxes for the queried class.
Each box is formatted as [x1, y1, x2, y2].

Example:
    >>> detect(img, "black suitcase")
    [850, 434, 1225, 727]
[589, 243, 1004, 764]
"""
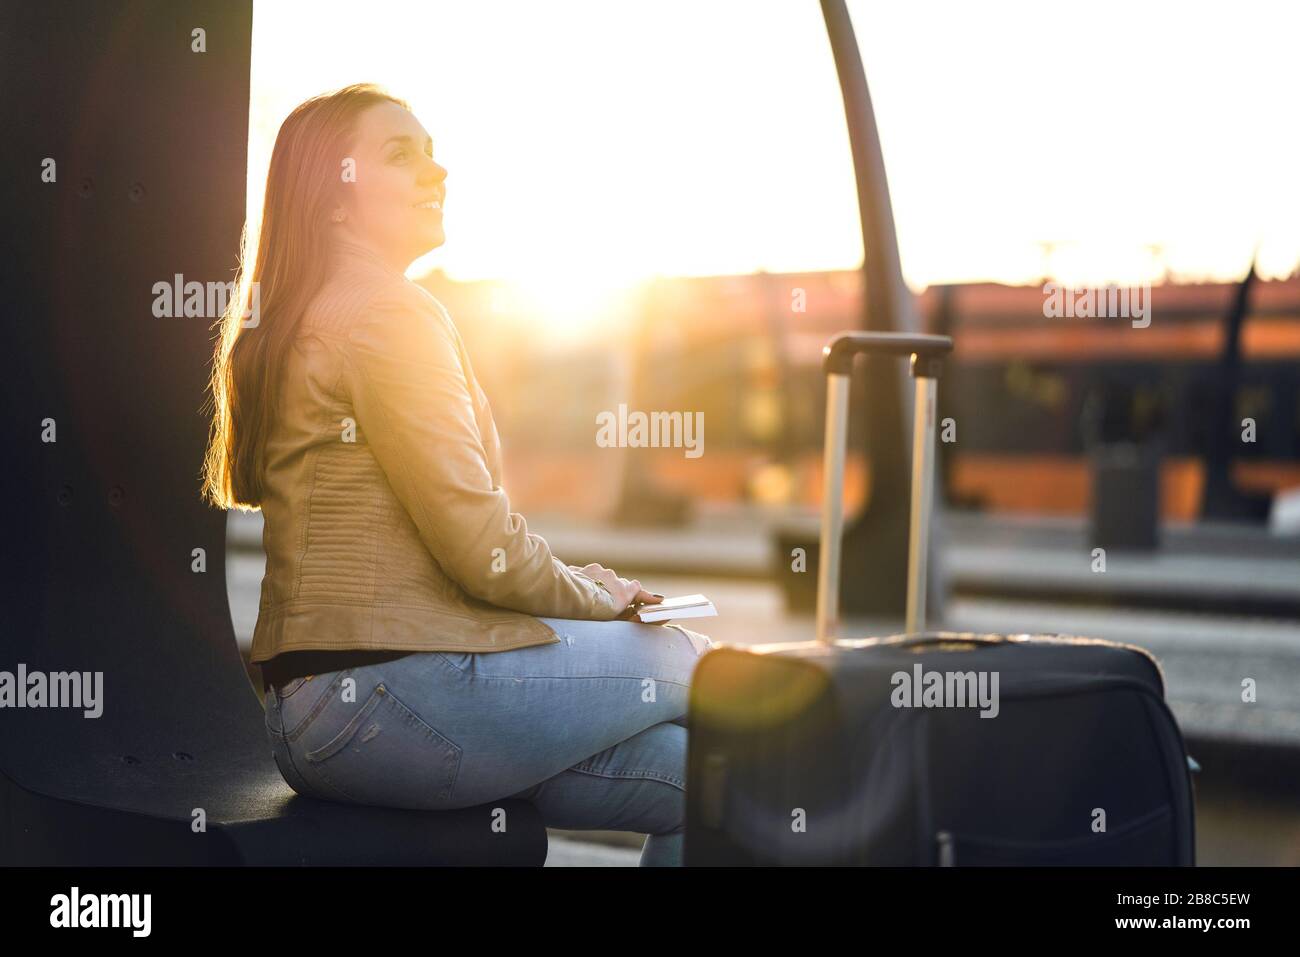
[684, 332, 1196, 866]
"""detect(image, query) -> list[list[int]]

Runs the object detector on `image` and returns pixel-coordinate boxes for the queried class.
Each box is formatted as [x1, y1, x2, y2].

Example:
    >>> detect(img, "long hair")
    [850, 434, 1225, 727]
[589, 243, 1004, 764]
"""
[201, 83, 410, 510]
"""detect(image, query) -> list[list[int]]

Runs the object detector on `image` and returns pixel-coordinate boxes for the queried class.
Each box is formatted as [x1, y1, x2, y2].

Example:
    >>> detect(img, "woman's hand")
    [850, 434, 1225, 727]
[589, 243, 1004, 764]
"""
[578, 563, 662, 613]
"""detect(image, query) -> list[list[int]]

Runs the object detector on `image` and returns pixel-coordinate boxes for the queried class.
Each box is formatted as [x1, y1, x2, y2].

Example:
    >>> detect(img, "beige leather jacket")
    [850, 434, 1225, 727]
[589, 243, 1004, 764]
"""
[248, 238, 623, 664]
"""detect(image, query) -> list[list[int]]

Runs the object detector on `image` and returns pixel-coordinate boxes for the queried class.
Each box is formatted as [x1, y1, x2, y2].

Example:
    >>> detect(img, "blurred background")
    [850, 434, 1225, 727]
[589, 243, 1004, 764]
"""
[225, 0, 1300, 864]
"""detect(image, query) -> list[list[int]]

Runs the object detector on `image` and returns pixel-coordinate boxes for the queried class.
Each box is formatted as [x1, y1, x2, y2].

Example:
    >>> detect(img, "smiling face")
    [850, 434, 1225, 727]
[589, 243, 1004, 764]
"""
[334, 101, 447, 271]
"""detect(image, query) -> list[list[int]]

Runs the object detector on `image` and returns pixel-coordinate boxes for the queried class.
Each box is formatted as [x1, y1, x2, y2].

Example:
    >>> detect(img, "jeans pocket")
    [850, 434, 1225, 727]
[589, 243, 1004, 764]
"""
[276, 675, 310, 699]
[279, 671, 350, 741]
[434, 651, 473, 674]
[303, 683, 463, 810]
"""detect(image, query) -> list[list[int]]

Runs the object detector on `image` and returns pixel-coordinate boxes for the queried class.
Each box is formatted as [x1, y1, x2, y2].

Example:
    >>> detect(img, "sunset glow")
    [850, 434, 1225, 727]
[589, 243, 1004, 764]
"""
[248, 0, 1300, 331]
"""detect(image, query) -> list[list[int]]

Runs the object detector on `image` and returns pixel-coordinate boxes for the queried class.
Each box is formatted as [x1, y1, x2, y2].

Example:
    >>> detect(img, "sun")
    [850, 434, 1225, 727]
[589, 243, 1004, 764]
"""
[501, 268, 647, 343]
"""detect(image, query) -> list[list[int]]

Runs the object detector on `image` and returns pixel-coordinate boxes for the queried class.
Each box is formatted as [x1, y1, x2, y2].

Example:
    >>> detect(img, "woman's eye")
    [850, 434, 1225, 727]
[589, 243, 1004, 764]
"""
[391, 150, 406, 161]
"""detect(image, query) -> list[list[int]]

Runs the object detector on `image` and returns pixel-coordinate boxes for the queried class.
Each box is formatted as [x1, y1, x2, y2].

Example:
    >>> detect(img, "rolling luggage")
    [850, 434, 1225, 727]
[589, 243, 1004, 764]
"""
[684, 332, 1196, 866]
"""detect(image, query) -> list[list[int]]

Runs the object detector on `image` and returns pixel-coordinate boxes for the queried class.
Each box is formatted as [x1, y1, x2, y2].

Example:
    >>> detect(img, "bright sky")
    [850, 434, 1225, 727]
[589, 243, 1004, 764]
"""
[248, 0, 1300, 306]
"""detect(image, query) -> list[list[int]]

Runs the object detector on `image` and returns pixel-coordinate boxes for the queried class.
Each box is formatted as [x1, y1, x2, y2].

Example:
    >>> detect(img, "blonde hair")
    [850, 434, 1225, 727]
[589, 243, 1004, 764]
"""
[201, 83, 409, 509]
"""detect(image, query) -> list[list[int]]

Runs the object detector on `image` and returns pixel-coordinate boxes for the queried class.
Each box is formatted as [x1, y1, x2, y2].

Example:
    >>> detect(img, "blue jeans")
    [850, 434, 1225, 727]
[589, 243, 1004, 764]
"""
[263, 616, 714, 866]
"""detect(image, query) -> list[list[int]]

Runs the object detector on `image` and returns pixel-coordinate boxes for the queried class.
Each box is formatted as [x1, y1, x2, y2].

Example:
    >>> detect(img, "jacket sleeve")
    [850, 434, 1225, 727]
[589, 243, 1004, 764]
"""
[340, 283, 624, 621]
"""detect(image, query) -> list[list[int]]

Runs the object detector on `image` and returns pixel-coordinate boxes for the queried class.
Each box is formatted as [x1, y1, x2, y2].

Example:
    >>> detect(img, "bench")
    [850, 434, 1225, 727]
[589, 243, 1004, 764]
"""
[0, 633, 547, 865]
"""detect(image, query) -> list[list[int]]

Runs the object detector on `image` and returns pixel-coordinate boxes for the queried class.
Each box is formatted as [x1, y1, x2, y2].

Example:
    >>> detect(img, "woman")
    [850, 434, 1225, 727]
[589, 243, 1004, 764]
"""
[202, 83, 713, 866]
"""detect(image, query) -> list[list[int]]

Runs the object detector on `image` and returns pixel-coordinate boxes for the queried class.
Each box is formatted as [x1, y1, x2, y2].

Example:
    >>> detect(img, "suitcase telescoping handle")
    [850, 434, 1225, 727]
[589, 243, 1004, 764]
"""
[815, 332, 954, 644]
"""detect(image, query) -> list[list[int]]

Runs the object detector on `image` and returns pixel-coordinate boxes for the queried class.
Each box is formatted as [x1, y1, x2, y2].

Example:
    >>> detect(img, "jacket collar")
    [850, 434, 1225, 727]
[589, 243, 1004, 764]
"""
[328, 235, 410, 282]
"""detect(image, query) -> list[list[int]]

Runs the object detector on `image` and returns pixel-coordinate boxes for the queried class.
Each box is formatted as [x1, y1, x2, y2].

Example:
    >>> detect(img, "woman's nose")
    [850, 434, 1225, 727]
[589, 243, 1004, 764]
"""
[421, 158, 447, 184]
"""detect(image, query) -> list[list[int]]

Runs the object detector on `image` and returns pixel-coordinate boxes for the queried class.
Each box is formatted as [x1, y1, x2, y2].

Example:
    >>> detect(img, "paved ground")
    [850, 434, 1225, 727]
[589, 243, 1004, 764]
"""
[948, 598, 1300, 748]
